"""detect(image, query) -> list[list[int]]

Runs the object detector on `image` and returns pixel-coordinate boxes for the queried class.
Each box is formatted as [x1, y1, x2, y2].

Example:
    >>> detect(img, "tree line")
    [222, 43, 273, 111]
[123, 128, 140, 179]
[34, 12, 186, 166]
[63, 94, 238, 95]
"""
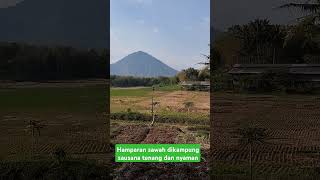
[213, 18, 320, 67]
[0, 42, 108, 81]
[111, 75, 178, 87]
[111, 65, 210, 87]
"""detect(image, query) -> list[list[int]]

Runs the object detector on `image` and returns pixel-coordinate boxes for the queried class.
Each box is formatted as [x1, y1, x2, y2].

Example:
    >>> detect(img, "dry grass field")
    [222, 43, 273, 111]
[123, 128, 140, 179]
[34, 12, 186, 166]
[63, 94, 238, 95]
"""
[111, 87, 209, 113]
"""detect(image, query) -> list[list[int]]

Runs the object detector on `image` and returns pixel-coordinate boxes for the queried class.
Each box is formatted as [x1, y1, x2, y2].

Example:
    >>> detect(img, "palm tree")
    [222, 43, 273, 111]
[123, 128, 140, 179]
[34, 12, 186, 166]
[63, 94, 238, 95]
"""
[25, 120, 45, 158]
[280, 2, 320, 61]
[236, 127, 269, 180]
[279, 0, 320, 23]
[229, 19, 286, 63]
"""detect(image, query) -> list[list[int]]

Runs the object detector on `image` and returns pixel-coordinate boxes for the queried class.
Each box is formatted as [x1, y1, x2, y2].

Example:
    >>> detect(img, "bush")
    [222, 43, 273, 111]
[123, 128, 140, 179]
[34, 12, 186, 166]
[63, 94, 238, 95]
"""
[210, 70, 233, 91]
[111, 75, 178, 87]
[110, 111, 209, 125]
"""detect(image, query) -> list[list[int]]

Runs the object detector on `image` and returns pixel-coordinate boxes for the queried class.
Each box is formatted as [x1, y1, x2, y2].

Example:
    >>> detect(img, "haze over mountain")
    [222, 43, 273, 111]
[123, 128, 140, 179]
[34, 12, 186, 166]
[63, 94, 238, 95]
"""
[0, 0, 109, 48]
[111, 51, 178, 77]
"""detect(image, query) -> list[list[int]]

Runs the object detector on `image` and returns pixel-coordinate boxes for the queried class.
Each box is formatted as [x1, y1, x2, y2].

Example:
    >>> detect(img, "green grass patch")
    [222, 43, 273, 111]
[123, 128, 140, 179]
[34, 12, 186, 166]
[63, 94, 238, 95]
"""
[155, 84, 182, 91]
[110, 111, 209, 125]
[111, 87, 152, 97]
[0, 85, 108, 113]
[110, 85, 181, 97]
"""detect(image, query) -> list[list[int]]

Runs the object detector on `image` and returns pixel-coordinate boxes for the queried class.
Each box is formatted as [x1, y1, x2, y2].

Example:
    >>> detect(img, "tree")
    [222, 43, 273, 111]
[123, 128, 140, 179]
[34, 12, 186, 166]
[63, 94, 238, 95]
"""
[0, 42, 109, 81]
[176, 71, 187, 82]
[183, 101, 194, 113]
[228, 19, 286, 63]
[184, 68, 199, 81]
[279, 1, 320, 23]
[54, 147, 67, 164]
[198, 66, 210, 81]
[210, 47, 223, 70]
[279, 0, 320, 61]
[283, 18, 320, 62]
[25, 120, 45, 158]
[236, 127, 269, 180]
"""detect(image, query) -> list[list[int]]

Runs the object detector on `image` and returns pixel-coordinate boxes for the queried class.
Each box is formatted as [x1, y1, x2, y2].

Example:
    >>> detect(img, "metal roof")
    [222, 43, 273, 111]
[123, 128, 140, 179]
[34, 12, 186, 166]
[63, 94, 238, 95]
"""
[181, 81, 210, 86]
[229, 64, 320, 75]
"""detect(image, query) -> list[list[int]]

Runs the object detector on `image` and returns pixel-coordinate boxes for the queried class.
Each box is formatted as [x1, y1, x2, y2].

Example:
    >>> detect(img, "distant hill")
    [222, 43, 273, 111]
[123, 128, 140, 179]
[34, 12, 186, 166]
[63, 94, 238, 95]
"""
[0, 0, 109, 49]
[111, 51, 178, 77]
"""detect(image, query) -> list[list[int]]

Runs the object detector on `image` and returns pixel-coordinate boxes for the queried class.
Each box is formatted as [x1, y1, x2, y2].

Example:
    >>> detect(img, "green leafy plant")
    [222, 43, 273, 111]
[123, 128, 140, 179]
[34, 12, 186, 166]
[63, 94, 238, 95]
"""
[53, 148, 67, 164]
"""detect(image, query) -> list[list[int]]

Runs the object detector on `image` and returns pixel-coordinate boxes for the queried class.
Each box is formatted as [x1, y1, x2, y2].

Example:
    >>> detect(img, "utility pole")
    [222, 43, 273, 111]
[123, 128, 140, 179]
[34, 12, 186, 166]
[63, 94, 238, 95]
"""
[150, 86, 155, 126]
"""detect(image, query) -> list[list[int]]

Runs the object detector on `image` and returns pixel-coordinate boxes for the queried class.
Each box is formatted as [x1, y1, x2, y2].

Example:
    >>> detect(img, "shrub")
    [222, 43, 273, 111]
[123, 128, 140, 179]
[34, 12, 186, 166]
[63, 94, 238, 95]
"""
[110, 111, 209, 125]
[53, 148, 67, 164]
[211, 71, 233, 91]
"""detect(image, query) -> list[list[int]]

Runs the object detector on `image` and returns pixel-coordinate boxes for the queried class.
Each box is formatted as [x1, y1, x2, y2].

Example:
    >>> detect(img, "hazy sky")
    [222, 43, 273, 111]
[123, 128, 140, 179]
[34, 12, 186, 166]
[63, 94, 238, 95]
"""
[111, 0, 210, 70]
[213, 0, 303, 30]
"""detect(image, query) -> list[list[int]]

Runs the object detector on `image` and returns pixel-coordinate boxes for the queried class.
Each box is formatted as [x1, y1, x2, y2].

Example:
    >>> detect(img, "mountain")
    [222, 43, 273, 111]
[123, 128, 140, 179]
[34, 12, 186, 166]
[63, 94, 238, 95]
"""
[0, 0, 109, 49]
[111, 51, 178, 77]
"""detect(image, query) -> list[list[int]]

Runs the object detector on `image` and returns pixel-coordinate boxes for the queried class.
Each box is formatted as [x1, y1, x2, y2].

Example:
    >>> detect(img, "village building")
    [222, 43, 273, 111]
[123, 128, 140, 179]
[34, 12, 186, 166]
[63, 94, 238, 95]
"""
[180, 81, 210, 91]
[228, 64, 320, 89]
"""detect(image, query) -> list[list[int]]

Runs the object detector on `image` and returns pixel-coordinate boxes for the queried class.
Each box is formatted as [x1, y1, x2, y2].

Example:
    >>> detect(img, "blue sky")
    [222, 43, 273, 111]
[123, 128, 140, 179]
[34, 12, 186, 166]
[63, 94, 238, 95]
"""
[111, 0, 210, 71]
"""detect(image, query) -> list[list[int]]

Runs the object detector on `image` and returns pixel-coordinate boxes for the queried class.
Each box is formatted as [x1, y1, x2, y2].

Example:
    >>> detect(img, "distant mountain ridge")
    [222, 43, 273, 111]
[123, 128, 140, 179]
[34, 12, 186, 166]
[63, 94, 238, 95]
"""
[111, 51, 178, 77]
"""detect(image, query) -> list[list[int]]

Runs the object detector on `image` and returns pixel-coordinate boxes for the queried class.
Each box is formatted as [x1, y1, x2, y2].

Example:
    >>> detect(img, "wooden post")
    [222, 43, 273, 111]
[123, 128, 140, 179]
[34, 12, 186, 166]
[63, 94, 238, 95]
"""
[150, 87, 155, 126]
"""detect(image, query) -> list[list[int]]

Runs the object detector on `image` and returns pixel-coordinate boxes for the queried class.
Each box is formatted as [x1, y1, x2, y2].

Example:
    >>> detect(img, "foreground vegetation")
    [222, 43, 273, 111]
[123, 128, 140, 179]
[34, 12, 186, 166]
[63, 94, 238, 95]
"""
[111, 111, 209, 125]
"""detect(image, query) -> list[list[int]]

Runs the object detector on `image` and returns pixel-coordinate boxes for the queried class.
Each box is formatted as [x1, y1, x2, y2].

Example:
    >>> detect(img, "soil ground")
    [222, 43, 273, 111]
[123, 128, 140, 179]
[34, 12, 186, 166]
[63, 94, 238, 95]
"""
[0, 81, 111, 164]
[110, 121, 209, 179]
[211, 93, 320, 178]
